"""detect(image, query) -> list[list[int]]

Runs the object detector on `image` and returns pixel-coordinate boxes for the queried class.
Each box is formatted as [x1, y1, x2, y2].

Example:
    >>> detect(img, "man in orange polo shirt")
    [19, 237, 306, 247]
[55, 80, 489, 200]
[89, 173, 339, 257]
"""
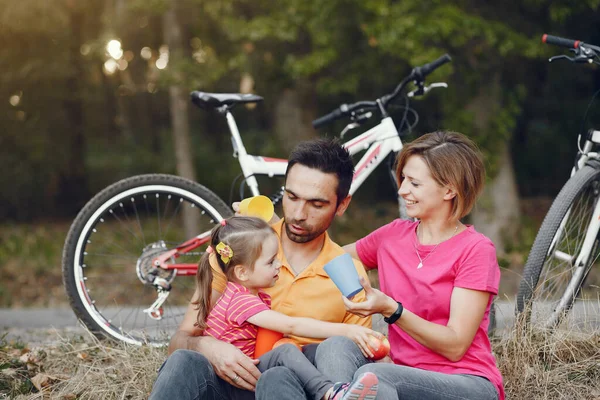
[150, 139, 372, 400]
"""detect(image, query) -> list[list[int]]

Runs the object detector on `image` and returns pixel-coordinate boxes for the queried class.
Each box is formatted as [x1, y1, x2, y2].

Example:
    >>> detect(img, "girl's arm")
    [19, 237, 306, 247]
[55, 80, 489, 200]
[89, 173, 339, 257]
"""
[342, 242, 358, 259]
[246, 309, 383, 358]
[343, 277, 489, 362]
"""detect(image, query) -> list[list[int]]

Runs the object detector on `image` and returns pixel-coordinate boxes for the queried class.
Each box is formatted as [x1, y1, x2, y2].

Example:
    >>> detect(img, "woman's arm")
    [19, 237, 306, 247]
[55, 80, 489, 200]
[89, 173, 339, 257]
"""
[391, 288, 488, 361]
[246, 309, 382, 358]
[343, 277, 489, 362]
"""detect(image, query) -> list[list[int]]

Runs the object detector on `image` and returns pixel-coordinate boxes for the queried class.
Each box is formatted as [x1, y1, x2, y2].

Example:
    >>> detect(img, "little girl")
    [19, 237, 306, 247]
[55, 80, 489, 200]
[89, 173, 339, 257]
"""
[194, 216, 380, 400]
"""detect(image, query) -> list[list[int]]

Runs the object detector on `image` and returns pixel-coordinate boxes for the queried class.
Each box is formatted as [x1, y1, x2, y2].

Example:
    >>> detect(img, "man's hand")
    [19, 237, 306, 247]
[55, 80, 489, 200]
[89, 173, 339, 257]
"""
[203, 337, 261, 391]
[231, 201, 281, 224]
[342, 276, 397, 317]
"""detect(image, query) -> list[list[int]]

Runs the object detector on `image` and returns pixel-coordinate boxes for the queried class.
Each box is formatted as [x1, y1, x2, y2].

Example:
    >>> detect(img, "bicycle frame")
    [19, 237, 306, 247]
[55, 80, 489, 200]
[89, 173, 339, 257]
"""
[152, 111, 404, 275]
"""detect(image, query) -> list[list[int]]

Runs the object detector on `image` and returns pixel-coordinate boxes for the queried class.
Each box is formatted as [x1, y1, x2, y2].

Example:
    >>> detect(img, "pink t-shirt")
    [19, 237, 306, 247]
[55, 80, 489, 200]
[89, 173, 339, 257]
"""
[204, 281, 271, 357]
[356, 219, 504, 400]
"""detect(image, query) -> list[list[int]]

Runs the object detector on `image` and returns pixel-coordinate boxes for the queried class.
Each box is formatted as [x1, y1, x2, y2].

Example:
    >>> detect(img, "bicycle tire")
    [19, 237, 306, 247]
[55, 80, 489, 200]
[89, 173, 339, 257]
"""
[62, 174, 233, 346]
[517, 165, 600, 329]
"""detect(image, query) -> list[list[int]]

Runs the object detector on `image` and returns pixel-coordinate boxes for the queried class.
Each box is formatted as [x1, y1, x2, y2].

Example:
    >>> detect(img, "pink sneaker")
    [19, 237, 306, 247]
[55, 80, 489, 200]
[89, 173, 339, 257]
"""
[330, 372, 379, 400]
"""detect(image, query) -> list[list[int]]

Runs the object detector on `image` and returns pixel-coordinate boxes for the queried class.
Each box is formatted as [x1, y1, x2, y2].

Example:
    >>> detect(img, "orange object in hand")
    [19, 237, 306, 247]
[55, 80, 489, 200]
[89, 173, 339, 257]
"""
[367, 335, 390, 361]
[254, 328, 284, 358]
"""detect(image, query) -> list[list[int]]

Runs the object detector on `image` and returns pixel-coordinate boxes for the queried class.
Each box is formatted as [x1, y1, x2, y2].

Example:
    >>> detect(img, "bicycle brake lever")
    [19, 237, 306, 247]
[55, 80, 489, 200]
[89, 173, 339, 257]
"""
[341, 122, 360, 138]
[425, 82, 448, 92]
[407, 82, 448, 98]
[341, 111, 373, 138]
[549, 55, 571, 63]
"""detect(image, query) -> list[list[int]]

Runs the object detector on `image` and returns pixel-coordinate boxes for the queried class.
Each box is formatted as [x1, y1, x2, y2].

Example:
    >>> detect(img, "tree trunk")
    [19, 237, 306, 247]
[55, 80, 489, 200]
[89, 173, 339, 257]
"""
[164, 1, 199, 237]
[468, 76, 520, 254]
[273, 80, 318, 152]
[470, 144, 520, 254]
[58, 2, 88, 216]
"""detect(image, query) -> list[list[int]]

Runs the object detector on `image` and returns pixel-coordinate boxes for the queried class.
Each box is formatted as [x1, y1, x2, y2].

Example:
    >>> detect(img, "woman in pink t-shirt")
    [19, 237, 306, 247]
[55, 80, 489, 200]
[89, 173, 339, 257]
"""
[338, 131, 504, 399]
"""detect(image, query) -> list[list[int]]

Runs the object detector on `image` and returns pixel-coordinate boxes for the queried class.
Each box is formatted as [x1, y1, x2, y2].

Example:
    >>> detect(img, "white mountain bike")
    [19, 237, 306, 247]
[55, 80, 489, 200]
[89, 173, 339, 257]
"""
[517, 34, 600, 329]
[62, 55, 452, 345]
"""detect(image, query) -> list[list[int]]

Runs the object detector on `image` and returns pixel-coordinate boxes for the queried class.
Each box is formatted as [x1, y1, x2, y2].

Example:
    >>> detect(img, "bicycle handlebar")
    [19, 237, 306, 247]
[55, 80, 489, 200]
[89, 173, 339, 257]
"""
[412, 54, 452, 80]
[542, 34, 581, 49]
[313, 102, 378, 129]
[312, 106, 346, 129]
[312, 54, 451, 128]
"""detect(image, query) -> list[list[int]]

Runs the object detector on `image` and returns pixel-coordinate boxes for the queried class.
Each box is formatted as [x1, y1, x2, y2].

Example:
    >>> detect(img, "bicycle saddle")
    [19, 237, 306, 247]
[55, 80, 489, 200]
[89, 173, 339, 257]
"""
[191, 91, 264, 109]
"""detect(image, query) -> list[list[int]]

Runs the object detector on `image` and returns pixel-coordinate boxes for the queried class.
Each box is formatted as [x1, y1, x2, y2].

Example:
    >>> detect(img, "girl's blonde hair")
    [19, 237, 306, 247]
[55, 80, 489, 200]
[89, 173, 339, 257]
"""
[193, 216, 275, 330]
[395, 131, 485, 221]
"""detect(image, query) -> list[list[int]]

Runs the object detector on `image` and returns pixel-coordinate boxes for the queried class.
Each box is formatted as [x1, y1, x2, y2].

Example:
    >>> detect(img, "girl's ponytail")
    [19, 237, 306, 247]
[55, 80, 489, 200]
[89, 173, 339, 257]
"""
[192, 216, 275, 330]
[193, 251, 213, 331]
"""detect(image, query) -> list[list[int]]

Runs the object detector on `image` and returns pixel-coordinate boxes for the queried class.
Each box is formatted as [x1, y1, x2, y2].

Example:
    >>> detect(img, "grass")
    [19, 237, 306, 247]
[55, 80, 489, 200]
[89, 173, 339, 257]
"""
[0, 223, 68, 308]
[496, 319, 600, 399]
[1, 323, 599, 399]
[0, 331, 164, 399]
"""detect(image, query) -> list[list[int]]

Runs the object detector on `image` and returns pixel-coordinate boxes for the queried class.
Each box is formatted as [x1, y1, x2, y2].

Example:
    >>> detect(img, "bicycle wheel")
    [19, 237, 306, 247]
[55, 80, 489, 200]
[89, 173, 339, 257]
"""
[517, 165, 600, 329]
[62, 174, 233, 346]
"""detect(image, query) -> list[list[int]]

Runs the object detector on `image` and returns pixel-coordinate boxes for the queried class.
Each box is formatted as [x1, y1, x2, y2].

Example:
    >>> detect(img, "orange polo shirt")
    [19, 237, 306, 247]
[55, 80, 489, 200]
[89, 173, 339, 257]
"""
[210, 219, 372, 345]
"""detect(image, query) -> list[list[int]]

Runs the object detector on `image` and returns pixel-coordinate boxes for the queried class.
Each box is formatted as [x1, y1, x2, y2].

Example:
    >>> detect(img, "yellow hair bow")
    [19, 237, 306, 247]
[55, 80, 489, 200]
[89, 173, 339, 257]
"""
[215, 242, 233, 264]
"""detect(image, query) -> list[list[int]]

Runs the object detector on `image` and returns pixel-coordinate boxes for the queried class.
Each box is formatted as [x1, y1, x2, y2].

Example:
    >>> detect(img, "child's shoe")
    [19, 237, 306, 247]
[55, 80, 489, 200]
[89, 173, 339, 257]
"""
[330, 372, 379, 400]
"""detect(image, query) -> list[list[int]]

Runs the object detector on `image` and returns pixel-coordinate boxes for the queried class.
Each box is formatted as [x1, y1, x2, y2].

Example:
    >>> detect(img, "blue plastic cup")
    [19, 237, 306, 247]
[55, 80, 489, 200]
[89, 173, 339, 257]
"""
[324, 253, 364, 299]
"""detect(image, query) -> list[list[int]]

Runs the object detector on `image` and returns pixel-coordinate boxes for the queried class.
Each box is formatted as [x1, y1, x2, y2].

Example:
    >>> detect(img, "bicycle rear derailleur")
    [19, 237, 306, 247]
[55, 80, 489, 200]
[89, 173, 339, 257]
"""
[136, 241, 176, 320]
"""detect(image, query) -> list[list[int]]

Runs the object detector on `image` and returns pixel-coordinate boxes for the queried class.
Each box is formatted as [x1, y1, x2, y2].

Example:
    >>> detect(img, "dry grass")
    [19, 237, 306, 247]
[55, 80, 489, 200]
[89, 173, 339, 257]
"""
[495, 317, 600, 400]
[2, 322, 600, 399]
[0, 332, 166, 399]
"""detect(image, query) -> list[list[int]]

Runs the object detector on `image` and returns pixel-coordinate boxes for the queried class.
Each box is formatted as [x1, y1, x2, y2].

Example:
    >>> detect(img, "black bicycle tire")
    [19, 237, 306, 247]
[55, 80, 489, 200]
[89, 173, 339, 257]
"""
[62, 174, 233, 345]
[516, 165, 600, 323]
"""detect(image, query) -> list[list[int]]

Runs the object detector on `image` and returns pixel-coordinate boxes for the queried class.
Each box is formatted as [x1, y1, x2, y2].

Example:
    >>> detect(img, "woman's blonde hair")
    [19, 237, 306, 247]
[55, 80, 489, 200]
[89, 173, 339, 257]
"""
[193, 216, 275, 330]
[395, 131, 485, 221]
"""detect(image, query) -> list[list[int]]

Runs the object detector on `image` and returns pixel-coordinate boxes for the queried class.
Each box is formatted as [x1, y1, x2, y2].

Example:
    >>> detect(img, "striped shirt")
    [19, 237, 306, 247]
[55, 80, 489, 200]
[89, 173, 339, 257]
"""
[204, 281, 271, 357]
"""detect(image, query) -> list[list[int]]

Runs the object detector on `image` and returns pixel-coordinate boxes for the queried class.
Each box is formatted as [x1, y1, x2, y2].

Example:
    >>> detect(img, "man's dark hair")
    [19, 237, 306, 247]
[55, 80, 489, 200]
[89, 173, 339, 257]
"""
[285, 138, 354, 204]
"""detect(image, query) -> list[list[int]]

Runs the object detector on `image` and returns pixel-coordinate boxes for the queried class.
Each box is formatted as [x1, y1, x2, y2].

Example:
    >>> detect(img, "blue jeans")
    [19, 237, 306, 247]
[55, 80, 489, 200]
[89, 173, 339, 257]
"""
[257, 336, 365, 400]
[257, 336, 499, 400]
[149, 349, 254, 400]
[150, 345, 329, 400]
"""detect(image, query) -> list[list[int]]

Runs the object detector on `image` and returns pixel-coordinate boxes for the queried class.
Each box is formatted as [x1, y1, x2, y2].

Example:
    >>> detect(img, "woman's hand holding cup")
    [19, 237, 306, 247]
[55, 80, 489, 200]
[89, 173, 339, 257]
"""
[342, 276, 397, 317]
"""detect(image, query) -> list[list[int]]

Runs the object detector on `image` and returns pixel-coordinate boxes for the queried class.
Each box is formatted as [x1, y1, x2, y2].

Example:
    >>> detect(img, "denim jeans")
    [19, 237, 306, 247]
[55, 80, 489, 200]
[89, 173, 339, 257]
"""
[315, 336, 499, 400]
[354, 363, 499, 400]
[258, 343, 332, 399]
[150, 345, 332, 400]
[256, 336, 365, 400]
[149, 349, 254, 400]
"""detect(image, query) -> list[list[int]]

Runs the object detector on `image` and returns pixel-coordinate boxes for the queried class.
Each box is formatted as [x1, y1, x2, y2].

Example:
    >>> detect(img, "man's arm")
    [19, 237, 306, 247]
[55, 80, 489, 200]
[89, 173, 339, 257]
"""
[167, 288, 261, 391]
[342, 242, 358, 258]
[167, 287, 217, 354]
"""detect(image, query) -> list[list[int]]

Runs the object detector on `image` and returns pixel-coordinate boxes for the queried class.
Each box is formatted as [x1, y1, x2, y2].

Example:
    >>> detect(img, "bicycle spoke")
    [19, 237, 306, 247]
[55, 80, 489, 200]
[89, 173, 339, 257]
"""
[156, 194, 162, 240]
[162, 197, 184, 241]
[130, 197, 146, 246]
[108, 208, 144, 246]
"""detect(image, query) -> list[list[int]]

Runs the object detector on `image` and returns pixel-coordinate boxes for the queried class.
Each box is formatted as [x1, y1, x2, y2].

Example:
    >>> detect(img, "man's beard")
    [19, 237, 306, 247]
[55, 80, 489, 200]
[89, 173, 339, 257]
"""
[284, 220, 326, 244]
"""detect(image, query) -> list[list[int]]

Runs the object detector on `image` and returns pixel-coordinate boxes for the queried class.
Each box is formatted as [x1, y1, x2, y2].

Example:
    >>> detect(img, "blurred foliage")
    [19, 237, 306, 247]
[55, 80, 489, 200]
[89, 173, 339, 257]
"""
[1, 0, 600, 221]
